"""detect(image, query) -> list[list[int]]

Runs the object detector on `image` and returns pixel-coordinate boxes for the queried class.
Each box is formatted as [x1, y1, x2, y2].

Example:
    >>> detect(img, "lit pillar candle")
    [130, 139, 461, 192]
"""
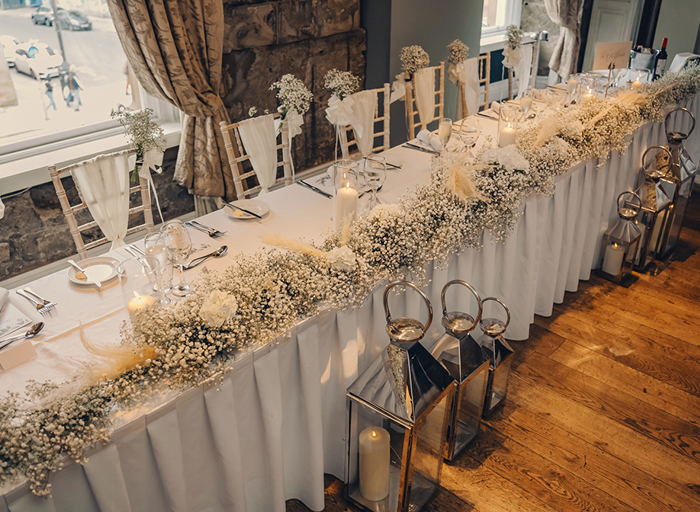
[334, 182, 358, 231]
[631, 80, 642, 92]
[602, 242, 625, 276]
[127, 292, 156, 321]
[582, 89, 595, 103]
[359, 426, 390, 501]
[499, 124, 517, 147]
[567, 79, 578, 94]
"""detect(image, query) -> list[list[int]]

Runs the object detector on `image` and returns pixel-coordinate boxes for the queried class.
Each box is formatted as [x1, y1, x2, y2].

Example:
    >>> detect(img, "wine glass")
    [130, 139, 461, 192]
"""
[457, 118, 480, 157]
[519, 93, 533, 118]
[438, 118, 453, 152]
[363, 155, 387, 210]
[144, 232, 172, 304]
[160, 220, 192, 298]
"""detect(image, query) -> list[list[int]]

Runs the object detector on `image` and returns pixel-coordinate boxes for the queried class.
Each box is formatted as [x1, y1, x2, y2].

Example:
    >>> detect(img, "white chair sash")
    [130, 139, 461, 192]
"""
[414, 67, 437, 128]
[0, 195, 4, 220]
[70, 150, 131, 250]
[128, 148, 165, 224]
[238, 114, 277, 194]
[347, 90, 377, 158]
[515, 44, 533, 98]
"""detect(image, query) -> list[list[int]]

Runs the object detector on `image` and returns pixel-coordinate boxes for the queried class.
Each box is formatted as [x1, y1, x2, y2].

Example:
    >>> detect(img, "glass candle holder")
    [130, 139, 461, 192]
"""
[498, 104, 519, 148]
[144, 232, 172, 297]
[117, 257, 160, 331]
[333, 161, 359, 231]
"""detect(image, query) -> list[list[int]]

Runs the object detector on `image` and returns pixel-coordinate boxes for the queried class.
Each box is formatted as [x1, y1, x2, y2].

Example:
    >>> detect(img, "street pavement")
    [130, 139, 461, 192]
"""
[0, 7, 130, 147]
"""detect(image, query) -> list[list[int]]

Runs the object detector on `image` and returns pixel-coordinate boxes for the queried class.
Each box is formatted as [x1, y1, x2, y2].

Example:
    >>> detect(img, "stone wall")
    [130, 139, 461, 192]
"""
[0, 147, 192, 282]
[221, 0, 365, 170]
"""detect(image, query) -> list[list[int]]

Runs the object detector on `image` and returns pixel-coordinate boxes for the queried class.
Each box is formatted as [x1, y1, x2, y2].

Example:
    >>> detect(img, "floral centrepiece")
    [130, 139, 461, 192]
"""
[400, 45, 430, 77]
[324, 69, 360, 101]
[270, 74, 313, 119]
[447, 39, 469, 66]
[111, 107, 166, 182]
[1, 65, 700, 497]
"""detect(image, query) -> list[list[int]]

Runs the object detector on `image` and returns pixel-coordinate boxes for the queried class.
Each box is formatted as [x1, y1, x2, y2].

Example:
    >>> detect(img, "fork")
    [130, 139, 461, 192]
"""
[23, 288, 57, 313]
[188, 221, 226, 238]
[16, 290, 51, 317]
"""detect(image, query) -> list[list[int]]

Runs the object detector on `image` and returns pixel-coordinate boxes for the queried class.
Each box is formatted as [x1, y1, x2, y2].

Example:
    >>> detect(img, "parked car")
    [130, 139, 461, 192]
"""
[14, 42, 63, 80]
[0, 35, 21, 68]
[56, 10, 92, 31]
[31, 6, 59, 26]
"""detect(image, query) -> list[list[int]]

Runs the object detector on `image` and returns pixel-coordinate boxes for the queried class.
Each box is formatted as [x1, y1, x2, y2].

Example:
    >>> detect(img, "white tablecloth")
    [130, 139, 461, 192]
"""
[1, 96, 698, 512]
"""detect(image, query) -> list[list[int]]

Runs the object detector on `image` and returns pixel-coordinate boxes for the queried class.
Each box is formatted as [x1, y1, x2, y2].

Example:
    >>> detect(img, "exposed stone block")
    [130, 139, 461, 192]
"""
[0, 242, 9, 262]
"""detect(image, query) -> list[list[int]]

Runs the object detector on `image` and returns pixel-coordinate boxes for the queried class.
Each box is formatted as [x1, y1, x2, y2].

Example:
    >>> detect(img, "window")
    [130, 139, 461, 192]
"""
[481, 0, 522, 37]
[0, 3, 177, 170]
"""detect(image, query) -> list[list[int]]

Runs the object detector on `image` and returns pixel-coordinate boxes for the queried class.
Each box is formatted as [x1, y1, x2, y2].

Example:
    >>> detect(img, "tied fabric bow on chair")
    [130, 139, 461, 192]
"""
[390, 73, 407, 104]
[128, 148, 165, 224]
[238, 114, 277, 194]
[325, 95, 355, 127]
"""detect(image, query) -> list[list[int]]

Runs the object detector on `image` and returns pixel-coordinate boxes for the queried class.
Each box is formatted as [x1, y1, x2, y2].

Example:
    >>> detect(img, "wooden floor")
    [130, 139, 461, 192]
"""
[287, 195, 700, 512]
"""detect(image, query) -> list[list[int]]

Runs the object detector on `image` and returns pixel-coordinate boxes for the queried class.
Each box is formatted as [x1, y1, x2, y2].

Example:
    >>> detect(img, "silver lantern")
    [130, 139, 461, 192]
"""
[634, 146, 676, 270]
[345, 281, 455, 512]
[475, 297, 514, 418]
[656, 107, 697, 259]
[428, 280, 490, 461]
[599, 191, 642, 283]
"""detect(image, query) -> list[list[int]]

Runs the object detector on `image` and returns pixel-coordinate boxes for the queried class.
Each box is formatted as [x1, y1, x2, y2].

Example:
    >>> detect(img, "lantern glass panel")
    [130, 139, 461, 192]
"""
[452, 363, 489, 451]
[481, 336, 514, 415]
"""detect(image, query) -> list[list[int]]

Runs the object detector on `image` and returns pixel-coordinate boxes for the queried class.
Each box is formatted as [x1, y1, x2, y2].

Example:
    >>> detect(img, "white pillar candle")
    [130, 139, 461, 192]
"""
[499, 125, 517, 147]
[602, 242, 625, 276]
[334, 183, 358, 231]
[127, 292, 156, 321]
[567, 79, 578, 94]
[582, 92, 595, 103]
[631, 80, 642, 92]
[359, 426, 390, 501]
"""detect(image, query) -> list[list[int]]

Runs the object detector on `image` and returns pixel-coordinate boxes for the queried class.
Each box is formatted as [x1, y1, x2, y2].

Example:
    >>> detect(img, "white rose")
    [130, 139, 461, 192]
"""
[199, 290, 238, 328]
[325, 246, 356, 271]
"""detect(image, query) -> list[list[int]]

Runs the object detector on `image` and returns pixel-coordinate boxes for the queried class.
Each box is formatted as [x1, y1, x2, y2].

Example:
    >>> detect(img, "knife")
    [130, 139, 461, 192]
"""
[403, 142, 439, 155]
[297, 180, 333, 199]
[223, 201, 263, 219]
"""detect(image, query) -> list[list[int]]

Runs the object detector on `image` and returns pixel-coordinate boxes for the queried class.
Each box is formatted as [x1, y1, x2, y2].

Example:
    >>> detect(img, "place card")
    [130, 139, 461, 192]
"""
[0, 340, 37, 371]
[592, 41, 633, 71]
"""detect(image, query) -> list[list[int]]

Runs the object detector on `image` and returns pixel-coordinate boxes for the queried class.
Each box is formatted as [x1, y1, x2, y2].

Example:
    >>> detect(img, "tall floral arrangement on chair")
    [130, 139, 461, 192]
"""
[447, 39, 470, 119]
[324, 69, 360, 160]
[111, 108, 166, 183]
[503, 25, 524, 69]
[391, 45, 430, 132]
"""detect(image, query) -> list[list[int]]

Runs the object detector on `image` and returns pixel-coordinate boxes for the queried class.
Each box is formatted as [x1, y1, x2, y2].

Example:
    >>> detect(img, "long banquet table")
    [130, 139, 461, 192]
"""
[1, 95, 699, 512]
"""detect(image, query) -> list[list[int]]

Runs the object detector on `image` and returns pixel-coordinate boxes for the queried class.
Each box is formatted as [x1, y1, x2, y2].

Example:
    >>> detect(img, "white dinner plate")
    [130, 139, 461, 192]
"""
[224, 199, 270, 220]
[67, 256, 120, 286]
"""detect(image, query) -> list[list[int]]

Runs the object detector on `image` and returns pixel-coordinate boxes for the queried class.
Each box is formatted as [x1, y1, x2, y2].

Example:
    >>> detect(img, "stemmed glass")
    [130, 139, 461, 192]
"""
[160, 220, 192, 298]
[144, 232, 172, 305]
[456, 118, 480, 157]
[438, 118, 453, 153]
[363, 155, 387, 210]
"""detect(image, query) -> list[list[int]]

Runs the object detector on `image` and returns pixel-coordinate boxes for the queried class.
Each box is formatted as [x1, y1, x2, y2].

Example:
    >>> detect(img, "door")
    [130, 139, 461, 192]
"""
[582, 0, 643, 71]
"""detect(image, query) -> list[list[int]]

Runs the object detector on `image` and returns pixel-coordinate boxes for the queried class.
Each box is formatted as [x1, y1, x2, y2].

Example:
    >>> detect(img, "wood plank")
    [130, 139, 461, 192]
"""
[486, 405, 699, 512]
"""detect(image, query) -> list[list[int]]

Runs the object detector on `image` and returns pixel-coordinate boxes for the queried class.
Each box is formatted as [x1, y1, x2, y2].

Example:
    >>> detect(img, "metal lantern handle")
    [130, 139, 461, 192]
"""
[641, 145, 673, 171]
[664, 107, 696, 139]
[616, 191, 642, 219]
[384, 280, 433, 333]
[480, 297, 510, 335]
[440, 280, 483, 331]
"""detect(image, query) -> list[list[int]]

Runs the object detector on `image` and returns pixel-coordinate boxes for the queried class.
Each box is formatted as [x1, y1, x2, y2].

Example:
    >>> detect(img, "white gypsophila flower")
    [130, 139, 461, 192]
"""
[270, 74, 314, 117]
[479, 146, 530, 172]
[400, 45, 430, 76]
[447, 39, 469, 65]
[199, 290, 238, 328]
[326, 246, 357, 271]
[324, 69, 360, 101]
[248, 106, 258, 117]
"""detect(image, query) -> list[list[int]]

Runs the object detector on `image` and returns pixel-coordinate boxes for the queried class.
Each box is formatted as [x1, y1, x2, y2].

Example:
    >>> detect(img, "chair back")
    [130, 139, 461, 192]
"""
[405, 62, 445, 139]
[477, 52, 491, 112]
[507, 40, 539, 100]
[339, 83, 391, 158]
[48, 152, 155, 260]
[220, 113, 292, 200]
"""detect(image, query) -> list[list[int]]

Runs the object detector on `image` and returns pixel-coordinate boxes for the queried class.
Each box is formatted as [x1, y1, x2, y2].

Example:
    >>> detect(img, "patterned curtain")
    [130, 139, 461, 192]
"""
[106, 0, 234, 207]
[544, 0, 584, 80]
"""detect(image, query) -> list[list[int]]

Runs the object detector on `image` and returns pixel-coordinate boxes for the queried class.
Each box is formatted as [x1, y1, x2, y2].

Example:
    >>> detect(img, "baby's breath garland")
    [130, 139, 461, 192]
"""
[2, 66, 700, 497]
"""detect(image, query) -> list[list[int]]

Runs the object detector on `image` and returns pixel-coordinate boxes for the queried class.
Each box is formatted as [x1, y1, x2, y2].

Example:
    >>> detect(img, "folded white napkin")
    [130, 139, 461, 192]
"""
[491, 101, 501, 113]
[668, 53, 700, 74]
[0, 288, 7, 312]
[417, 129, 443, 151]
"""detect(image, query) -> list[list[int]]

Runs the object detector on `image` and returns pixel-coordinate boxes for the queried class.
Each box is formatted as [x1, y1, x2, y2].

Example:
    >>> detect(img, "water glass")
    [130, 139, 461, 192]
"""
[144, 232, 172, 298]
[161, 220, 192, 297]
[363, 156, 387, 210]
[438, 118, 453, 150]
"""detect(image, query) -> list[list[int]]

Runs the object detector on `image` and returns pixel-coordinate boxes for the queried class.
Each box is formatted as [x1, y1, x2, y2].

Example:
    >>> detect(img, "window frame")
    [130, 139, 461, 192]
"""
[480, 0, 523, 41]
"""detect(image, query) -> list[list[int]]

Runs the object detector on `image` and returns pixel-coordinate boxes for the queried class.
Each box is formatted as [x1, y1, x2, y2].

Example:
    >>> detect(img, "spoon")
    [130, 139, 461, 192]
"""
[0, 322, 44, 350]
[67, 259, 101, 288]
[183, 246, 228, 270]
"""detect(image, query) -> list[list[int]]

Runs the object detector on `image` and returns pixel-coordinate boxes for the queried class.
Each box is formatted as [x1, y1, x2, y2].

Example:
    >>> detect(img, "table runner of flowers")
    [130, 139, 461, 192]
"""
[2, 66, 699, 496]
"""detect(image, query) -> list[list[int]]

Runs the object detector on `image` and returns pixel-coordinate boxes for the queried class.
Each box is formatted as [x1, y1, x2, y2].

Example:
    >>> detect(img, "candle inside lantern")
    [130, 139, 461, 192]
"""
[602, 242, 625, 276]
[359, 426, 390, 501]
[632, 80, 642, 92]
[127, 291, 156, 321]
[567, 79, 578, 94]
[334, 173, 358, 231]
[499, 124, 517, 147]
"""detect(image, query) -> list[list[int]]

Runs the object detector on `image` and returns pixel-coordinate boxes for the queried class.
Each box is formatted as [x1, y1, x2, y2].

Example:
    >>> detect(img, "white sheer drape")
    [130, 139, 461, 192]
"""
[238, 114, 277, 194]
[69, 150, 132, 249]
[515, 44, 534, 98]
[544, 0, 584, 80]
[414, 67, 437, 128]
[347, 90, 377, 158]
[463, 58, 480, 117]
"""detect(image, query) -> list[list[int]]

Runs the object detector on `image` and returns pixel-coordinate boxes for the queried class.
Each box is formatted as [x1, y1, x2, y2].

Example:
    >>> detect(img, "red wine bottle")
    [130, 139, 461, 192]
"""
[655, 38, 668, 80]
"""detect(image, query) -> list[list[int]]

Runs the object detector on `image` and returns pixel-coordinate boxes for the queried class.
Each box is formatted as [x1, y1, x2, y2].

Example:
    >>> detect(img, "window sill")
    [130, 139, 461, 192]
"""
[0, 123, 182, 195]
